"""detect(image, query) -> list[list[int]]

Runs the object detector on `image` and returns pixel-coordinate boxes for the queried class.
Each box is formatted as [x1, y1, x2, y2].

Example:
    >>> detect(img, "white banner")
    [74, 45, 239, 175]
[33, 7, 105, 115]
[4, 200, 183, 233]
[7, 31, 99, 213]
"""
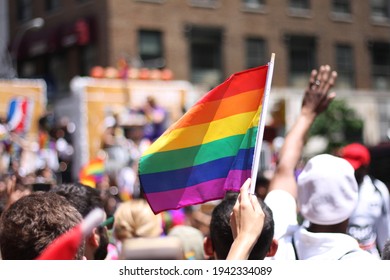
[0, 260, 387, 280]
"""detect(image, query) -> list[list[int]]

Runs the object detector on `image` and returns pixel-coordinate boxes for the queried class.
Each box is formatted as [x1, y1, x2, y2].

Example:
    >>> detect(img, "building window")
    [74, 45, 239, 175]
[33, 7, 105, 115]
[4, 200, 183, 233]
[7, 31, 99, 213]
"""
[378, 101, 390, 141]
[371, 0, 390, 21]
[242, 0, 266, 11]
[246, 38, 267, 69]
[335, 44, 355, 89]
[187, 26, 223, 88]
[48, 52, 69, 94]
[188, 0, 219, 9]
[17, 0, 32, 22]
[288, 0, 311, 17]
[289, 0, 310, 10]
[45, 0, 61, 12]
[138, 30, 164, 68]
[370, 42, 390, 90]
[286, 35, 316, 87]
[80, 44, 97, 76]
[332, 0, 351, 14]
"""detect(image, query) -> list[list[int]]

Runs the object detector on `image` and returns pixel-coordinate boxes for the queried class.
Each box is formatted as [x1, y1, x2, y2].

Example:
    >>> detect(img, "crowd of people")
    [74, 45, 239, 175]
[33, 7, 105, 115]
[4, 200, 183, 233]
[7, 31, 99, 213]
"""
[1, 64, 390, 261]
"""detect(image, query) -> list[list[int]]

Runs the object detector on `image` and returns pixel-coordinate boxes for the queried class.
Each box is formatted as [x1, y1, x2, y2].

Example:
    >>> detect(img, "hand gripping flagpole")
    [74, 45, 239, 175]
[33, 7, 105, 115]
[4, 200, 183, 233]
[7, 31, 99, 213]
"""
[250, 53, 275, 194]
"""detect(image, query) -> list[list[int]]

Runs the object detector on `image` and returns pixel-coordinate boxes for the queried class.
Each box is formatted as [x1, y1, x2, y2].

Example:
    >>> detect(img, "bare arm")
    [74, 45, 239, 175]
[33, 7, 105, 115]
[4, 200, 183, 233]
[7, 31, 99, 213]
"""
[268, 65, 337, 198]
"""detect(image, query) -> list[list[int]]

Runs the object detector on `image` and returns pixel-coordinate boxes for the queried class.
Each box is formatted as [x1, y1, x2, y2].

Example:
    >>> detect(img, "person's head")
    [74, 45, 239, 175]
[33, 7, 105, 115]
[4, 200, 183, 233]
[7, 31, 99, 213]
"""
[51, 182, 104, 217]
[206, 192, 276, 260]
[168, 225, 205, 260]
[297, 154, 358, 231]
[339, 143, 371, 185]
[0, 192, 83, 260]
[146, 96, 156, 108]
[113, 198, 162, 241]
[255, 173, 271, 201]
[51, 182, 108, 260]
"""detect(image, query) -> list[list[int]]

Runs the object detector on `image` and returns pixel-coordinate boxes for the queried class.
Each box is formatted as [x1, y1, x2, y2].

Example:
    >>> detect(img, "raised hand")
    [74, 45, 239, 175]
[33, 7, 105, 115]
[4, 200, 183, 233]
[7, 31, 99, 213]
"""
[302, 65, 337, 116]
[227, 178, 265, 259]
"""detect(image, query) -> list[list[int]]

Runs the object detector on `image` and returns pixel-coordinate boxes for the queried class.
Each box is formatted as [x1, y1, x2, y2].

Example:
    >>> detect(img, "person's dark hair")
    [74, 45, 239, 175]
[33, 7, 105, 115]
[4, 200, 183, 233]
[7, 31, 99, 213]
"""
[354, 165, 369, 185]
[255, 174, 270, 200]
[209, 191, 274, 260]
[382, 239, 390, 260]
[0, 192, 83, 260]
[51, 182, 104, 217]
[95, 225, 110, 260]
[51, 182, 107, 260]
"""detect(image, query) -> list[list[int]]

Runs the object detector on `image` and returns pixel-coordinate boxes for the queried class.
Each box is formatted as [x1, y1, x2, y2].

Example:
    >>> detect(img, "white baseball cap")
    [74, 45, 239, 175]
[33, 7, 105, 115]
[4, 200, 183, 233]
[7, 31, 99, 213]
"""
[297, 154, 358, 225]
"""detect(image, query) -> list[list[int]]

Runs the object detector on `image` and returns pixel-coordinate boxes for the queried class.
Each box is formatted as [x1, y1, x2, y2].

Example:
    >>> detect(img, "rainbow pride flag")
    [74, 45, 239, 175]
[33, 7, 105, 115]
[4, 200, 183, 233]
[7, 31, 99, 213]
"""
[79, 158, 105, 188]
[139, 65, 269, 214]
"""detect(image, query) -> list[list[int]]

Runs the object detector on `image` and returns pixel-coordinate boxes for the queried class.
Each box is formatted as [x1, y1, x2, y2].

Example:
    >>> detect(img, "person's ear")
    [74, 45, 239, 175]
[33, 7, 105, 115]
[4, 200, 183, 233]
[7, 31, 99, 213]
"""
[87, 228, 100, 248]
[203, 236, 214, 257]
[266, 239, 278, 257]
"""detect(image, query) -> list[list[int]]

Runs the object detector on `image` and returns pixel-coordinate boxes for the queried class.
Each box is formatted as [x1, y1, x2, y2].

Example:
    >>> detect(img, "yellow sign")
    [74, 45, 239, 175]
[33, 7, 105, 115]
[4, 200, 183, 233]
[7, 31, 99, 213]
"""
[73, 77, 195, 162]
[0, 79, 47, 140]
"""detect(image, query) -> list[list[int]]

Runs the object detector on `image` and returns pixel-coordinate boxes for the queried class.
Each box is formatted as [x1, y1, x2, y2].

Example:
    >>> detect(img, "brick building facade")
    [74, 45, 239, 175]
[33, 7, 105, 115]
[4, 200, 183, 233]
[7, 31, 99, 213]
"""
[5, 0, 390, 183]
[8, 0, 390, 92]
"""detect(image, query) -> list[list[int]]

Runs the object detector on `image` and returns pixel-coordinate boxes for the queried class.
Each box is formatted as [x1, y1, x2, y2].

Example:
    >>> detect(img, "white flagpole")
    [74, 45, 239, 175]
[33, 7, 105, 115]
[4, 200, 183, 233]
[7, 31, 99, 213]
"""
[250, 53, 275, 194]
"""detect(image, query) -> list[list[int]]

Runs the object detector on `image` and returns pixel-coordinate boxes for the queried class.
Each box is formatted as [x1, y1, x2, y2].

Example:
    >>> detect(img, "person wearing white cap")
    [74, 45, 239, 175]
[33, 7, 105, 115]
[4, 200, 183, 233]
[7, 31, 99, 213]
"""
[264, 65, 375, 260]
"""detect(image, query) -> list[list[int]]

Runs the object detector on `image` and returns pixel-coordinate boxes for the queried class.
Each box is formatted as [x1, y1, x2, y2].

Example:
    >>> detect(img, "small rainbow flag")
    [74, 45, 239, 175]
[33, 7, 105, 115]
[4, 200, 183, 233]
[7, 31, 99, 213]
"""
[139, 65, 270, 214]
[79, 158, 105, 188]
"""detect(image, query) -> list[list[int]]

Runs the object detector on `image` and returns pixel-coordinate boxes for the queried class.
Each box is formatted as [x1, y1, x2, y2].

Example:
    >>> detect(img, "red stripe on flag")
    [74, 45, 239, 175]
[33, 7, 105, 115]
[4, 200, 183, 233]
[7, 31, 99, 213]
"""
[35, 225, 83, 260]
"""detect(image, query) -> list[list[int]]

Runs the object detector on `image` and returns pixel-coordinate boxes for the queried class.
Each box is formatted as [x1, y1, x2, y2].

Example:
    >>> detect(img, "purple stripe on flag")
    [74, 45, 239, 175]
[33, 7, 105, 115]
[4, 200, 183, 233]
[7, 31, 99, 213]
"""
[224, 169, 252, 192]
[144, 178, 227, 214]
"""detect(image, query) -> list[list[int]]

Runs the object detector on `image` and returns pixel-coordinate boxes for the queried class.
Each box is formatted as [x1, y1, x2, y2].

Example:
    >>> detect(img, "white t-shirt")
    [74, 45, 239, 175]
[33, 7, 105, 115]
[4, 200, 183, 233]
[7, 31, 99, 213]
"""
[347, 175, 390, 257]
[293, 227, 375, 260]
[264, 190, 298, 260]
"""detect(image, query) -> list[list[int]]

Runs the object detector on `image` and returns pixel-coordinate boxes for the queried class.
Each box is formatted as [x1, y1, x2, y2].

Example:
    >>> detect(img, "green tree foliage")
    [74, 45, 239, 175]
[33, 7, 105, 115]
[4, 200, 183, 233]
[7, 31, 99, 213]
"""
[309, 99, 364, 153]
